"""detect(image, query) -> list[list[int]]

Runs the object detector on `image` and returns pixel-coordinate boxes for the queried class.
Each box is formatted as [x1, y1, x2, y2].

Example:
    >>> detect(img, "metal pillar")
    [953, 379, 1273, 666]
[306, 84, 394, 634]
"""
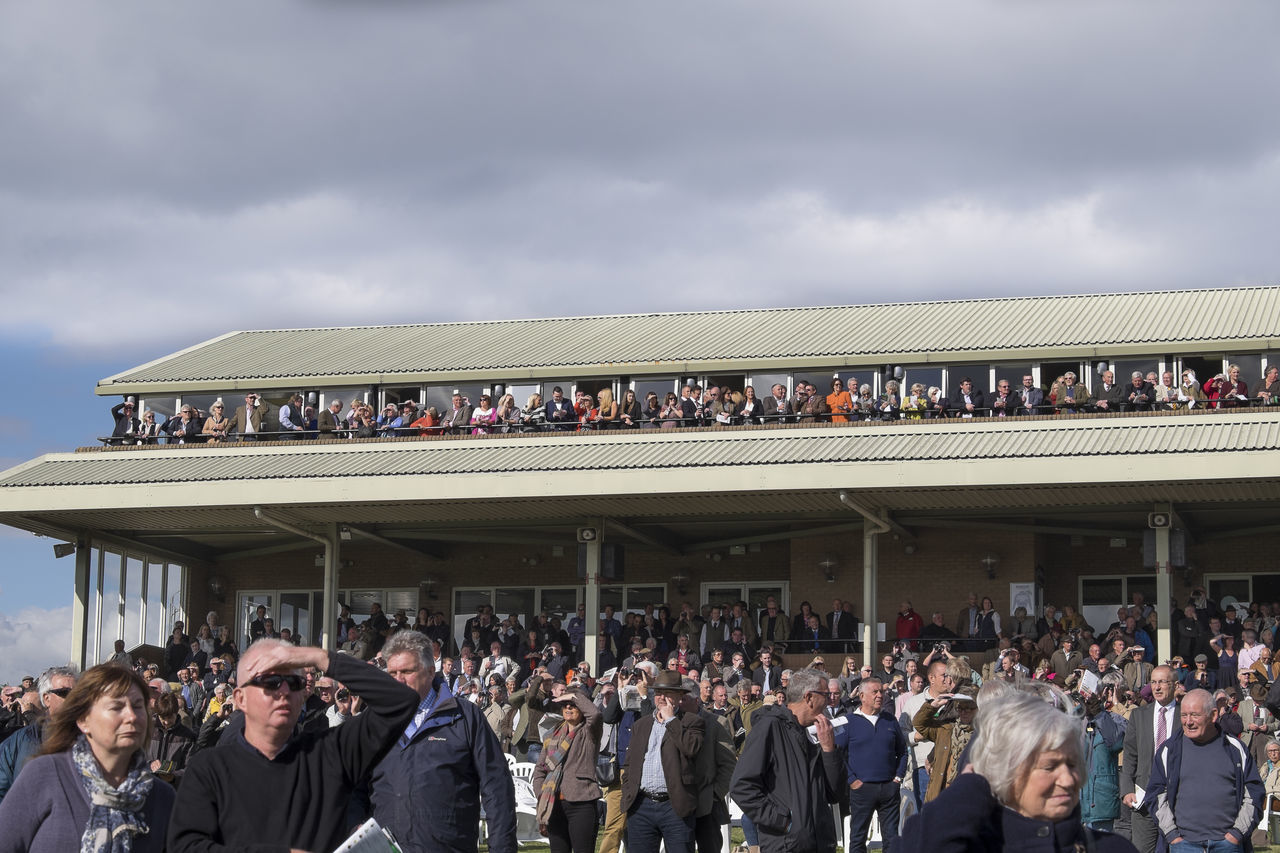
[582, 526, 601, 672]
[861, 527, 879, 668]
[322, 523, 340, 651]
[70, 537, 91, 670]
[1154, 503, 1173, 663]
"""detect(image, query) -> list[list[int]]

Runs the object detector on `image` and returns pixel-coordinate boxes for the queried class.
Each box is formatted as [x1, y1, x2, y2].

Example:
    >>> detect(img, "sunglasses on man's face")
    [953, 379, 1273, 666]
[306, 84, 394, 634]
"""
[244, 673, 305, 693]
[47, 687, 73, 698]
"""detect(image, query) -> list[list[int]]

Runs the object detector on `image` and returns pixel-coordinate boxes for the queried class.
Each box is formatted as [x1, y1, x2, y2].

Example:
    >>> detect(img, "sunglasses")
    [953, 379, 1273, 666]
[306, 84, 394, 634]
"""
[48, 687, 73, 698]
[244, 673, 305, 692]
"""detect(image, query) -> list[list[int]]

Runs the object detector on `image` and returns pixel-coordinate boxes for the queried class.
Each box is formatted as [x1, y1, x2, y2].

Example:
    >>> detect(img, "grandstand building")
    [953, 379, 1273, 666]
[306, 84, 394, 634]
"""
[2, 285, 1279, 670]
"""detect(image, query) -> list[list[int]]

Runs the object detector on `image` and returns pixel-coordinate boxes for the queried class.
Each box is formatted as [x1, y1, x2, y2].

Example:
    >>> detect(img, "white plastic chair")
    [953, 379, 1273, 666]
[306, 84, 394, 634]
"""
[505, 752, 518, 772]
[510, 761, 537, 783]
[511, 777, 547, 846]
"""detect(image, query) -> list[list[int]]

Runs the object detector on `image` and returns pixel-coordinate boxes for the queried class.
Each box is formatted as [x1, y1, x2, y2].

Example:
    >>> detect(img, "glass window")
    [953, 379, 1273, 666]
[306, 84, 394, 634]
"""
[1126, 576, 1157, 608]
[146, 561, 165, 646]
[346, 590, 384, 618]
[497, 383, 539, 411]
[600, 585, 625, 614]
[124, 557, 143, 647]
[1081, 578, 1123, 607]
[624, 586, 666, 612]
[947, 365, 988, 396]
[993, 363, 1033, 391]
[538, 587, 580, 620]
[426, 383, 486, 414]
[747, 585, 785, 620]
[496, 587, 536, 627]
[321, 388, 369, 411]
[1207, 577, 1251, 607]
[279, 592, 313, 645]
[902, 366, 943, 398]
[747, 372, 790, 400]
[454, 588, 493, 620]
[633, 376, 678, 407]
[1113, 359, 1160, 386]
[1225, 353, 1263, 390]
[237, 593, 272, 648]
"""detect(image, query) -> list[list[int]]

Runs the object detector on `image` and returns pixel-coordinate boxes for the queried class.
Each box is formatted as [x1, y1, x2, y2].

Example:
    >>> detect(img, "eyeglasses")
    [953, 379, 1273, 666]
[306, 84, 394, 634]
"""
[47, 687, 73, 698]
[244, 673, 305, 692]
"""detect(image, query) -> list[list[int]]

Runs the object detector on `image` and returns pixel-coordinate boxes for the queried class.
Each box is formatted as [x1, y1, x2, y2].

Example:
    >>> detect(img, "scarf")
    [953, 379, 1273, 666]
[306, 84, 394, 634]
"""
[72, 734, 154, 853]
[535, 721, 580, 825]
[946, 723, 973, 789]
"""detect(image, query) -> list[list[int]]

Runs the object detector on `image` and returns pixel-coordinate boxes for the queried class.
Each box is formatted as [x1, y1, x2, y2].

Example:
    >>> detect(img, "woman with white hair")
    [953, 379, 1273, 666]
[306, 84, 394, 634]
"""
[901, 684, 1137, 851]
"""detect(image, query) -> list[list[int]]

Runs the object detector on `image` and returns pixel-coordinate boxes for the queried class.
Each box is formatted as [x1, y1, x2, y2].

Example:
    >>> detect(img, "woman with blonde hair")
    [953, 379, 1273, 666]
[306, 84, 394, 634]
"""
[521, 393, 546, 432]
[903, 383, 929, 419]
[595, 388, 619, 428]
[0, 664, 175, 851]
[494, 393, 521, 432]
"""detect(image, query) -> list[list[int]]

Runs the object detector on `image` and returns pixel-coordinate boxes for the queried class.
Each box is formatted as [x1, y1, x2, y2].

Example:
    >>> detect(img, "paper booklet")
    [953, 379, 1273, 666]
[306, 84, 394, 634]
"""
[332, 818, 402, 853]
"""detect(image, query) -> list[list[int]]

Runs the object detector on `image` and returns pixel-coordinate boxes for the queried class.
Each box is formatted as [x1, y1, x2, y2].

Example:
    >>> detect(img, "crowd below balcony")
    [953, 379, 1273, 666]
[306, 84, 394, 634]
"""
[106, 362, 1280, 446]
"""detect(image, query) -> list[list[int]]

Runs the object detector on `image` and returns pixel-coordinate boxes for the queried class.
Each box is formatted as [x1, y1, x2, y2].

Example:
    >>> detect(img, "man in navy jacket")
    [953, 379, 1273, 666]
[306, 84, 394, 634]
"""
[836, 677, 908, 853]
[370, 630, 516, 853]
[1146, 688, 1263, 853]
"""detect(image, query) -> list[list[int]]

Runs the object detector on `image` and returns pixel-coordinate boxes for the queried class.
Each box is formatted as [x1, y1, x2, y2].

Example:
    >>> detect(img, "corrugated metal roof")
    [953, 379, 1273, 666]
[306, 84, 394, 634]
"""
[99, 286, 1280, 389]
[4, 410, 1279, 490]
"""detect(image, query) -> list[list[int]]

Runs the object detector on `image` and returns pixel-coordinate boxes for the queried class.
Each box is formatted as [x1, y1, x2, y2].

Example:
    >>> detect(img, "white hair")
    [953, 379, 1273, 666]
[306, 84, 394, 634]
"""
[784, 668, 828, 704]
[968, 684, 1086, 806]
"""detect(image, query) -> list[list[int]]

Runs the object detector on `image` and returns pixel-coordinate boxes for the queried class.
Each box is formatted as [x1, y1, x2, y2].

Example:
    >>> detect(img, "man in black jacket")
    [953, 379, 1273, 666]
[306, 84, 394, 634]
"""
[168, 639, 419, 853]
[731, 667, 843, 853]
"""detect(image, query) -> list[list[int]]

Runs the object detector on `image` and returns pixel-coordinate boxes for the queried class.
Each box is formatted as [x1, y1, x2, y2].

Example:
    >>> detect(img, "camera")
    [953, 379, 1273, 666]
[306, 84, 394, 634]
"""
[335, 688, 350, 701]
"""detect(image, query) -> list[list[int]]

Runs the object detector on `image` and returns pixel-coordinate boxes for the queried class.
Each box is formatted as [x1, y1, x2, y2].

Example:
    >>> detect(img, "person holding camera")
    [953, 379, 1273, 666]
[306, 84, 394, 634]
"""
[231, 392, 270, 440]
[1050, 635, 1084, 682]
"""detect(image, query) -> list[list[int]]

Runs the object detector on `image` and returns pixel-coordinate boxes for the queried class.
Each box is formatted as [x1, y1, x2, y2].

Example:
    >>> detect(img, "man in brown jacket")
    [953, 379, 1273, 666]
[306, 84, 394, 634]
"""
[620, 670, 706, 853]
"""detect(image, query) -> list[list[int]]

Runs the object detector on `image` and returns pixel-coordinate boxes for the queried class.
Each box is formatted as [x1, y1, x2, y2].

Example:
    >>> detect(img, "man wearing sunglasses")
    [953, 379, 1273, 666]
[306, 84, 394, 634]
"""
[0, 666, 77, 803]
[168, 639, 419, 852]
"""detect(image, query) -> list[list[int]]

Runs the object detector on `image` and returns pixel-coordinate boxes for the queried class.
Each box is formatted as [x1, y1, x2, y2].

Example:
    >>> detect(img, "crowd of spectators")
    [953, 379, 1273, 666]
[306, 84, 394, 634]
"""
[105, 363, 1280, 445]
[4, 585, 1279, 851]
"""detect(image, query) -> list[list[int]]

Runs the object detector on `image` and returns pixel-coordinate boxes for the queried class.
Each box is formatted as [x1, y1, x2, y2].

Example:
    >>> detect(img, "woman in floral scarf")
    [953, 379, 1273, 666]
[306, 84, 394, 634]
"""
[531, 687, 603, 853]
[0, 663, 175, 851]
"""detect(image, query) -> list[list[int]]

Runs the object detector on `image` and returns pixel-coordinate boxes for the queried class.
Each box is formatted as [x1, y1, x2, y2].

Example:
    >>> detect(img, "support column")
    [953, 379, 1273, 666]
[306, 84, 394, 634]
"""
[861, 527, 879, 668]
[582, 526, 601, 673]
[70, 536, 91, 671]
[321, 523, 340, 651]
[1154, 503, 1173, 664]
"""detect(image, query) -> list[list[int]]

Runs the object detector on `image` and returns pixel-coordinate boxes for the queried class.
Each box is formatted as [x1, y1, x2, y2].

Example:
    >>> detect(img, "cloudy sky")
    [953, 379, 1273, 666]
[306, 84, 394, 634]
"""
[1, 1, 1277, 680]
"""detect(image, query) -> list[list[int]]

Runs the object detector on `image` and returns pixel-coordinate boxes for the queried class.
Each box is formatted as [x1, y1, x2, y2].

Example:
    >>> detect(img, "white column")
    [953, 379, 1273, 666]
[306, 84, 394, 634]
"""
[582, 531, 601, 671]
[70, 537, 91, 670]
[321, 523, 340, 651]
[862, 528, 879, 668]
[1154, 503, 1172, 664]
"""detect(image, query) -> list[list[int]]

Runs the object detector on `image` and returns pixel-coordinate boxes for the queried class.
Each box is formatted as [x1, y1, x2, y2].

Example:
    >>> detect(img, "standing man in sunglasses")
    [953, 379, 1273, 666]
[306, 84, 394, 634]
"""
[168, 639, 419, 852]
[0, 666, 77, 803]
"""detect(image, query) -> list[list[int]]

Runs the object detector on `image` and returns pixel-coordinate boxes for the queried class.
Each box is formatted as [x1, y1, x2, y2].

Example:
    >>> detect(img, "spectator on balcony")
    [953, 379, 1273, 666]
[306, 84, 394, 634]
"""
[277, 393, 306, 439]
[351, 404, 375, 438]
[1092, 369, 1124, 413]
[798, 383, 829, 424]
[439, 393, 472, 434]
[949, 377, 986, 418]
[231, 392, 270, 440]
[136, 409, 164, 444]
[1053, 371, 1089, 412]
[195, 399, 227, 443]
[989, 379, 1017, 417]
[1256, 364, 1280, 405]
[736, 385, 764, 425]
[317, 399, 346, 438]
[900, 383, 928, 419]
[799, 615, 831, 654]
[520, 393, 547, 432]
[1016, 374, 1044, 415]
[758, 598, 790, 652]
[708, 386, 739, 426]
[575, 394, 600, 431]
[766, 384, 792, 423]
[826, 378, 854, 423]
[1176, 369, 1206, 410]
[109, 397, 141, 445]
[926, 386, 949, 418]
[879, 380, 902, 420]
[544, 386, 575, 431]
[640, 391, 662, 428]
[1121, 371, 1155, 412]
[595, 388, 620, 429]
[161, 404, 199, 445]
[897, 601, 925, 650]
[1144, 371, 1173, 411]
[618, 388, 642, 428]
[1214, 362, 1251, 408]
[852, 384, 877, 420]
[658, 392, 683, 428]
[493, 394, 521, 433]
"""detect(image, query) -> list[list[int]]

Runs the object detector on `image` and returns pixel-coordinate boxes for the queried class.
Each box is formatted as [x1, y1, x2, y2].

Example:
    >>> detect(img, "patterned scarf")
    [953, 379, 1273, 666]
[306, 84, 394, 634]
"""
[72, 734, 154, 853]
[535, 721, 580, 825]
[946, 723, 973, 788]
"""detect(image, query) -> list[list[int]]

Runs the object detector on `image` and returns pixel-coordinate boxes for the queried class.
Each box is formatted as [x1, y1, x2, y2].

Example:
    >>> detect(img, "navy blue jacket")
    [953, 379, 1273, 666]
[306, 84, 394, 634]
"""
[369, 676, 516, 853]
[835, 709, 907, 783]
[1146, 727, 1264, 853]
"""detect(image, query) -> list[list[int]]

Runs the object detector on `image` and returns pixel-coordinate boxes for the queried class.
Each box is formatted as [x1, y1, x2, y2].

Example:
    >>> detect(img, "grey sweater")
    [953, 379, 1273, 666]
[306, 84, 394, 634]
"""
[0, 750, 175, 852]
